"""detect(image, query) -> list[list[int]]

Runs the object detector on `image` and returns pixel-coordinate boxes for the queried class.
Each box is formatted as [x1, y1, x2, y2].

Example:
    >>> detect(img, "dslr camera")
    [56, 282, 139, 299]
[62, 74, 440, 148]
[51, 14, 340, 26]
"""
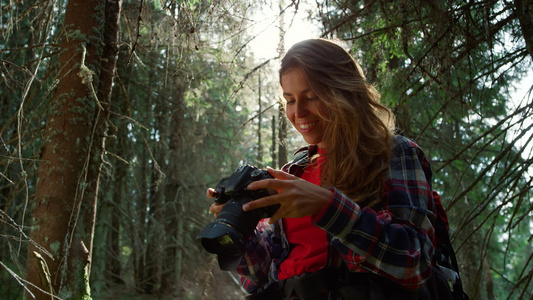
[197, 165, 279, 271]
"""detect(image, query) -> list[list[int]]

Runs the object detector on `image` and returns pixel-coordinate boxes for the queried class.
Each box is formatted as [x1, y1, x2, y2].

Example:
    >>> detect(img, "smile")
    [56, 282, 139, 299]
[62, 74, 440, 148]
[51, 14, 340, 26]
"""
[299, 122, 317, 130]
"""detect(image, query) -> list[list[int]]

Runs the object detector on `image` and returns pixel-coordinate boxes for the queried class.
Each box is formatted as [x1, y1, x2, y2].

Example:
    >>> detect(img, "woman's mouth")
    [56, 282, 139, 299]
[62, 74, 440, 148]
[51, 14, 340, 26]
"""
[299, 121, 317, 131]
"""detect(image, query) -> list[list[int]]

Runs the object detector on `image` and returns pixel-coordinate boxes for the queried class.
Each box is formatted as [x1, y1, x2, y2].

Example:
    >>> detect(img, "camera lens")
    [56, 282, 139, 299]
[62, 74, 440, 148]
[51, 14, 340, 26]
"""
[199, 223, 242, 255]
[197, 196, 261, 270]
[197, 165, 278, 271]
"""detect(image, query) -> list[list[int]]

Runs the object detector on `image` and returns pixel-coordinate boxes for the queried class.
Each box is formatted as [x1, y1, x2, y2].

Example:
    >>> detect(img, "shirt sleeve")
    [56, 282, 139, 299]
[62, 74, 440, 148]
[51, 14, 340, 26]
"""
[235, 219, 287, 293]
[311, 136, 436, 290]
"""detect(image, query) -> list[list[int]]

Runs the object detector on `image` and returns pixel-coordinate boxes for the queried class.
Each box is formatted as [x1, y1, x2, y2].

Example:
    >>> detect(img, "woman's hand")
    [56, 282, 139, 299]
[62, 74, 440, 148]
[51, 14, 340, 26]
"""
[243, 167, 333, 224]
[206, 188, 224, 218]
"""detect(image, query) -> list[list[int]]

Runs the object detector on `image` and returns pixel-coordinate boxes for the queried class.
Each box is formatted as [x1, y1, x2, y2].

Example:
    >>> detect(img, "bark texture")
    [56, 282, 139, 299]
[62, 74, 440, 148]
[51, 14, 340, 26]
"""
[26, 0, 121, 298]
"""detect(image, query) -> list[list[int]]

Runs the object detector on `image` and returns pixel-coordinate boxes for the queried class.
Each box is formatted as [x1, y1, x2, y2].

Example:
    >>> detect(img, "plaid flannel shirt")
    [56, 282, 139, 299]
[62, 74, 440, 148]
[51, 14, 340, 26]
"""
[236, 135, 436, 296]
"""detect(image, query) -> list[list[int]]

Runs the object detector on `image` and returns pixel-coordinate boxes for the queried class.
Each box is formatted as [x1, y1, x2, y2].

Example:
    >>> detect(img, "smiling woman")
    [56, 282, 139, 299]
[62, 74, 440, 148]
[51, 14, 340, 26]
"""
[207, 39, 441, 300]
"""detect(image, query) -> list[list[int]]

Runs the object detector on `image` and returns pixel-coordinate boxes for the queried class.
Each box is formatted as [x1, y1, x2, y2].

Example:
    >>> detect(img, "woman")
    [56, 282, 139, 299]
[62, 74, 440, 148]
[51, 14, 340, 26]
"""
[208, 39, 436, 299]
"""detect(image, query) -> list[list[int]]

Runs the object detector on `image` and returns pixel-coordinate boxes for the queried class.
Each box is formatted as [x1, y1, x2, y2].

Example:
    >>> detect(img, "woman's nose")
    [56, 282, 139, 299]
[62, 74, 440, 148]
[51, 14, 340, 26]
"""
[294, 100, 308, 118]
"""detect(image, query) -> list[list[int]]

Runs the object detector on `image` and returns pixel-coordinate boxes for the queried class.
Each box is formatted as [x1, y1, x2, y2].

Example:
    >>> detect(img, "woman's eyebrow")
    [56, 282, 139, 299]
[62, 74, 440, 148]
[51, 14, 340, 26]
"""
[283, 88, 312, 97]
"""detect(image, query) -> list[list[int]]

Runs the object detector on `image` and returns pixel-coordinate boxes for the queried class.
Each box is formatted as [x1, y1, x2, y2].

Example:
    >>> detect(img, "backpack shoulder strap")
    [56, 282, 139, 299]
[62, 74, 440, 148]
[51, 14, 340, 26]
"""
[433, 192, 470, 300]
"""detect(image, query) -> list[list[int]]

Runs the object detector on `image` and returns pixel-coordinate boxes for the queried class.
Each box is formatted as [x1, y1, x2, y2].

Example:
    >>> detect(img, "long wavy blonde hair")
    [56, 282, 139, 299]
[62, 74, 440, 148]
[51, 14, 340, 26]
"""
[280, 39, 395, 208]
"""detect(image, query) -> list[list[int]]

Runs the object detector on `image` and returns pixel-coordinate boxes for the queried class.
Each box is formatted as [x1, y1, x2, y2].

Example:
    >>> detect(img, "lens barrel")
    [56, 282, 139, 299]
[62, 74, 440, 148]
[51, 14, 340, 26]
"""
[197, 165, 278, 270]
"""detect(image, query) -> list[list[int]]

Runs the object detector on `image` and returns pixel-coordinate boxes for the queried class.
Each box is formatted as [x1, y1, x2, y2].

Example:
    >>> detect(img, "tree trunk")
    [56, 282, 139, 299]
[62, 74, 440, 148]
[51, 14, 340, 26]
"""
[515, 0, 533, 60]
[257, 74, 263, 168]
[103, 42, 131, 287]
[483, 257, 495, 300]
[26, 0, 121, 298]
[277, 104, 288, 168]
[160, 91, 185, 294]
[134, 143, 149, 292]
[271, 116, 277, 170]
[277, 1, 289, 168]
[143, 52, 162, 294]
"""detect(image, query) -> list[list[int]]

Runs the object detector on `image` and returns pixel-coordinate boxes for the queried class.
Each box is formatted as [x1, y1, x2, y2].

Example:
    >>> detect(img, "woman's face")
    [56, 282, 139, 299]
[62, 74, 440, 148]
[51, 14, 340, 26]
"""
[281, 68, 328, 148]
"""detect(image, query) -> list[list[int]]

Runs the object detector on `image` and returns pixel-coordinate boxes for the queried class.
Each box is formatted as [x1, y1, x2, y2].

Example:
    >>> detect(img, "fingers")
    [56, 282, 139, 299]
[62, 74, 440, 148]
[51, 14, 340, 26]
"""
[247, 168, 299, 191]
[268, 206, 287, 224]
[245, 179, 333, 222]
[266, 167, 298, 180]
[242, 194, 279, 212]
[206, 188, 216, 199]
[210, 203, 224, 218]
[242, 193, 285, 224]
[208, 167, 330, 223]
[244, 168, 302, 214]
[207, 188, 221, 218]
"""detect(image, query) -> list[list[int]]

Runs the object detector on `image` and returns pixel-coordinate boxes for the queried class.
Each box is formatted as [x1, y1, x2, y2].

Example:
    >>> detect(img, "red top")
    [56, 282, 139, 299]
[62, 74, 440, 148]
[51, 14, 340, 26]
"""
[278, 150, 328, 280]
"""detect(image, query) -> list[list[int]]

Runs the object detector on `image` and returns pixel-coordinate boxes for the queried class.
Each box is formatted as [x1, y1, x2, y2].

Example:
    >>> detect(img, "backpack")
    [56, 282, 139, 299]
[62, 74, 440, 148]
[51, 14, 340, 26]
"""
[429, 191, 470, 300]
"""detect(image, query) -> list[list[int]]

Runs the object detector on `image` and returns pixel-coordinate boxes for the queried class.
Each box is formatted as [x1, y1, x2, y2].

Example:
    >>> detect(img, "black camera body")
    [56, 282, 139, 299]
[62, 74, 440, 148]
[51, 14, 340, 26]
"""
[197, 165, 279, 270]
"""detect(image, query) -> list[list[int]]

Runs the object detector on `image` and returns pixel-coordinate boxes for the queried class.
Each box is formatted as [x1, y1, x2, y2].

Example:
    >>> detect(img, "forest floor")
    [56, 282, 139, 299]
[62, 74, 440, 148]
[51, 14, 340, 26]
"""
[97, 265, 246, 300]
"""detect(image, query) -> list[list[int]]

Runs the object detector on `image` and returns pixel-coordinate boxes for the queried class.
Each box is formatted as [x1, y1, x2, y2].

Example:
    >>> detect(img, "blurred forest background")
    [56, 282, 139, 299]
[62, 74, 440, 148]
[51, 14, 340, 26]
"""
[0, 0, 532, 299]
